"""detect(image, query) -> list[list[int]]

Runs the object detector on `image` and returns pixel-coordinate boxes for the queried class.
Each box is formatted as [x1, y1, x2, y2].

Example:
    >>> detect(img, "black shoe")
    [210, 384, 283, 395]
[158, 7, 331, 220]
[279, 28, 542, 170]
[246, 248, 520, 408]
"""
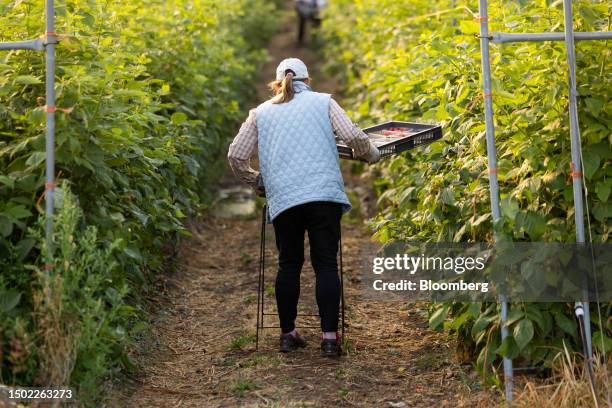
[279, 332, 307, 353]
[320, 338, 342, 357]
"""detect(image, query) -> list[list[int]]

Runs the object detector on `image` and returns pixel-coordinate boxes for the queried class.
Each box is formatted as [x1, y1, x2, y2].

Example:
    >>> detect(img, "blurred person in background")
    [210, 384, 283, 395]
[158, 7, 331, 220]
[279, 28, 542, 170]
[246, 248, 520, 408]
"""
[228, 58, 379, 357]
[295, 0, 326, 45]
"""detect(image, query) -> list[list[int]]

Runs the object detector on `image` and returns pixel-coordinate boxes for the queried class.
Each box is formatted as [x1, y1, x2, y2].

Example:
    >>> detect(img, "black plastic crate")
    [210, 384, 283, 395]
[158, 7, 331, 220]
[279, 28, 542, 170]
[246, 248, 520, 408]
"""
[336, 121, 442, 161]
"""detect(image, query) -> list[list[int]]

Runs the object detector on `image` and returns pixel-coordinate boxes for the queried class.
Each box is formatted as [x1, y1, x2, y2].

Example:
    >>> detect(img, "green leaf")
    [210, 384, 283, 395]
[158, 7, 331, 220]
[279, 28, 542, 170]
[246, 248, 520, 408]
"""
[501, 198, 519, 220]
[0, 290, 21, 313]
[15, 238, 35, 262]
[459, 20, 479, 35]
[114, 89, 148, 98]
[25, 151, 46, 167]
[513, 319, 534, 351]
[472, 213, 490, 227]
[171, 112, 188, 125]
[553, 311, 577, 336]
[357, 100, 369, 116]
[4, 204, 31, 220]
[595, 182, 610, 202]
[429, 305, 449, 330]
[14, 75, 42, 85]
[0, 215, 13, 237]
[584, 98, 603, 116]
[525, 305, 547, 333]
[0, 175, 15, 189]
[496, 335, 519, 359]
[123, 247, 143, 261]
[504, 307, 523, 326]
[476, 342, 497, 369]
[467, 303, 481, 318]
[110, 212, 125, 223]
[440, 188, 455, 206]
[516, 211, 546, 239]
[592, 331, 612, 354]
[472, 314, 495, 340]
[592, 202, 611, 223]
[131, 208, 150, 226]
[582, 151, 600, 179]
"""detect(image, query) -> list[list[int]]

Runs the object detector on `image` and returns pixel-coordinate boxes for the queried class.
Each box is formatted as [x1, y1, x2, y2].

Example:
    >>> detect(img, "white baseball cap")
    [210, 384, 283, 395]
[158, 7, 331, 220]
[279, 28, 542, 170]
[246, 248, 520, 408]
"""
[276, 58, 309, 81]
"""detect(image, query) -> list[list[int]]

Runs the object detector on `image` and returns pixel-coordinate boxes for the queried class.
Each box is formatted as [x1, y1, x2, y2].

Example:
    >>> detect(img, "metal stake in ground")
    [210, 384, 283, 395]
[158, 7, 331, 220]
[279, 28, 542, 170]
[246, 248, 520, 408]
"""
[0, 1, 57, 267]
[483, 0, 612, 378]
[476, 0, 514, 401]
[45, 0, 57, 256]
[562, 0, 593, 361]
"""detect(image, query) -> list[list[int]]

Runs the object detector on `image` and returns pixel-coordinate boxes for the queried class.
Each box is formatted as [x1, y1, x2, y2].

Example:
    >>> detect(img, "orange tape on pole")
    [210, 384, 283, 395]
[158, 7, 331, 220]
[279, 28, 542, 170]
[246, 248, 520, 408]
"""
[570, 162, 583, 178]
[44, 104, 73, 113]
[35, 171, 62, 207]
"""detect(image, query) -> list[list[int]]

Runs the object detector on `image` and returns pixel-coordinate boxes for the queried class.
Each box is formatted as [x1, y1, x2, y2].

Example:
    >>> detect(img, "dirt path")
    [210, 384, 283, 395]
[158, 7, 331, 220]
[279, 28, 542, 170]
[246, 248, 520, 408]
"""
[110, 7, 495, 408]
[253, 8, 337, 101]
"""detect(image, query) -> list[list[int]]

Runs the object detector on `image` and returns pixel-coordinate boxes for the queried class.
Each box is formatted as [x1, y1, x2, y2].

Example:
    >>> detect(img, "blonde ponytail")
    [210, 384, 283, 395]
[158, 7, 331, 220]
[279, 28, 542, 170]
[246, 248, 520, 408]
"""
[268, 72, 295, 104]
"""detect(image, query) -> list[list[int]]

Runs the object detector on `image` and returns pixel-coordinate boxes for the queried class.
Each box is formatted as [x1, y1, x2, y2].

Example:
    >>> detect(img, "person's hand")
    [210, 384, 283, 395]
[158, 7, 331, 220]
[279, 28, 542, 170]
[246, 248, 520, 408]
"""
[366, 146, 381, 164]
[254, 173, 266, 197]
[255, 185, 266, 197]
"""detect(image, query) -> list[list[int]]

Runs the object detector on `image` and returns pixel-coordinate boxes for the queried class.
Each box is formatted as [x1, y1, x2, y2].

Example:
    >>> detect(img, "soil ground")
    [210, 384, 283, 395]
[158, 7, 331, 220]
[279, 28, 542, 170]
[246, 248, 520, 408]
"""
[108, 6, 499, 408]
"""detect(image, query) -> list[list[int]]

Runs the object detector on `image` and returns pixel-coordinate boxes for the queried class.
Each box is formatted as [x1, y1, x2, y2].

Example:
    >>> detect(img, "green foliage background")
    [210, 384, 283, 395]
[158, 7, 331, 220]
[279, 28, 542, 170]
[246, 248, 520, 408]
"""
[0, 0, 278, 403]
[322, 0, 610, 376]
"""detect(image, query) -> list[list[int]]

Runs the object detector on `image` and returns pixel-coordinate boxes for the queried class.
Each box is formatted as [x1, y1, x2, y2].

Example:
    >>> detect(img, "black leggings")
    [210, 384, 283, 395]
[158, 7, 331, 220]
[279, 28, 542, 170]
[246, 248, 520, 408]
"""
[272, 201, 342, 333]
[298, 13, 321, 45]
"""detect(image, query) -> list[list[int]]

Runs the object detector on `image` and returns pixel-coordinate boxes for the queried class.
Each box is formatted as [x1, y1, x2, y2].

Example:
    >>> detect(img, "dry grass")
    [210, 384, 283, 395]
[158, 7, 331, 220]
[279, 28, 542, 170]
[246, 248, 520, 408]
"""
[107, 211, 497, 407]
[515, 347, 611, 408]
[33, 271, 78, 389]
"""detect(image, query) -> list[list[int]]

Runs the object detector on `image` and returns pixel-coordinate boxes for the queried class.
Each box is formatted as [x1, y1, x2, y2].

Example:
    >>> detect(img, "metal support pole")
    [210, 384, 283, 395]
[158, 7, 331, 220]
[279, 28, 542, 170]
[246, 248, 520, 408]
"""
[491, 30, 612, 44]
[1, 5, 56, 262]
[256, 205, 266, 350]
[0, 39, 44, 51]
[562, 0, 593, 360]
[44, 0, 56, 253]
[477, 0, 513, 402]
[339, 229, 345, 339]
